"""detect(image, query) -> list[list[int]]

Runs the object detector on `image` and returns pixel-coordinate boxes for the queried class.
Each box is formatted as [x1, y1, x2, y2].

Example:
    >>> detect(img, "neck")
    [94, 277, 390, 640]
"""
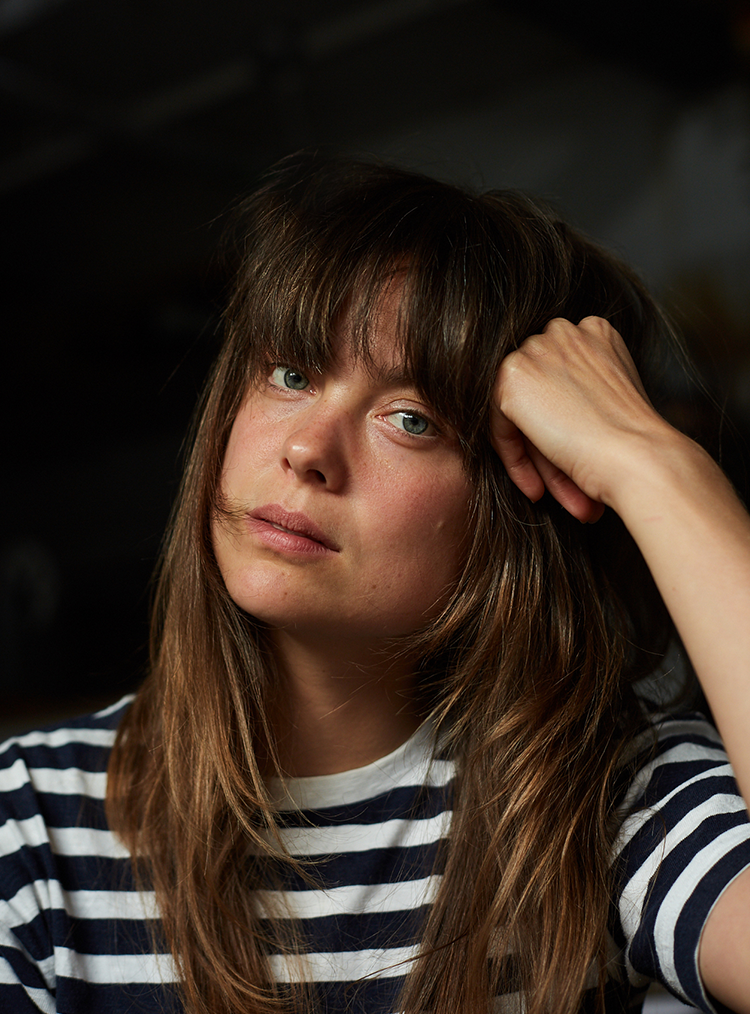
[267, 630, 422, 777]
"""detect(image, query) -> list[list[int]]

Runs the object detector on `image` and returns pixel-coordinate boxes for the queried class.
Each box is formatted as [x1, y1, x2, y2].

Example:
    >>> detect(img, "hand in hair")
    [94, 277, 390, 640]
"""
[490, 315, 662, 523]
[494, 321, 750, 1012]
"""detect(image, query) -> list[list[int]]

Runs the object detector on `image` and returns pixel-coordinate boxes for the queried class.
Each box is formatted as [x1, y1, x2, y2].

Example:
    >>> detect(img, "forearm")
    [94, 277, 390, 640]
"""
[609, 425, 750, 807]
[493, 316, 750, 1003]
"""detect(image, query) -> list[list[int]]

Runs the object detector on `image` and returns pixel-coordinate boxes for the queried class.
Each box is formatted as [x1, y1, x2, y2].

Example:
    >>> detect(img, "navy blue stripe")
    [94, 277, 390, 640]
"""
[0, 739, 113, 773]
[265, 840, 443, 891]
[625, 815, 750, 1006]
[618, 783, 749, 884]
[307, 975, 403, 1014]
[260, 904, 429, 954]
[7, 910, 55, 963]
[0, 787, 109, 829]
[673, 843, 750, 1005]
[0, 982, 55, 1014]
[277, 782, 452, 828]
[0, 847, 136, 899]
[5, 908, 157, 963]
[628, 759, 734, 813]
[54, 975, 183, 1014]
[0, 705, 747, 1013]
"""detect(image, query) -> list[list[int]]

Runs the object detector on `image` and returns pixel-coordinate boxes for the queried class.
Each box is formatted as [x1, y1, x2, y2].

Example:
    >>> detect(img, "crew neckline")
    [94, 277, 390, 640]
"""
[266, 719, 437, 811]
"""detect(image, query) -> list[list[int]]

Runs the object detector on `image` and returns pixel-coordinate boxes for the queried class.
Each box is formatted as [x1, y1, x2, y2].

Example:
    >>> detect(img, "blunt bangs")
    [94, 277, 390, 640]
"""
[223, 158, 533, 458]
[221, 154, 671, 471]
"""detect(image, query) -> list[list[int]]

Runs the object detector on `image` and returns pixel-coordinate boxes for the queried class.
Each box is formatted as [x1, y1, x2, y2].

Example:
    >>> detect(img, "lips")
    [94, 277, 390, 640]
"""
[247, 504, 339, 552]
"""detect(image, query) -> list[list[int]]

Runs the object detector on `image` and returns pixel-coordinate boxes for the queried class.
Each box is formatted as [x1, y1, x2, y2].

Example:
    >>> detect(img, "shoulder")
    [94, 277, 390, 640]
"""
[0, 694, 133, 867]
[0, 696, 132, 818]
[613, 712, 750, 1011]
[618, 712, 736, 819]
[0, 694, 132, 762]
[0, 696, 175, 1013]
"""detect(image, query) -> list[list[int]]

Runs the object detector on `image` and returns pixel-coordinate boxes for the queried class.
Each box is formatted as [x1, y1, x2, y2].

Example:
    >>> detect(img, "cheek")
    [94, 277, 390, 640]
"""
[378, 469, 472, 575]
[220, 404, 272, 495]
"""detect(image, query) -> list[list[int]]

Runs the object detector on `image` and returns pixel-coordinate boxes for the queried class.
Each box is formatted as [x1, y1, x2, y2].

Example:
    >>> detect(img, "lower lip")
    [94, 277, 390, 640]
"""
[245, 517, 334, 556]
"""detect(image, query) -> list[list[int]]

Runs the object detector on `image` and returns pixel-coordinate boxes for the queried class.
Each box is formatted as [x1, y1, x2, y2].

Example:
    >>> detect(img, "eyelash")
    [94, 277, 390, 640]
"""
[388, 410, 436, 438]
[269, 365, 312, 392]
[268, 364, 440, 438]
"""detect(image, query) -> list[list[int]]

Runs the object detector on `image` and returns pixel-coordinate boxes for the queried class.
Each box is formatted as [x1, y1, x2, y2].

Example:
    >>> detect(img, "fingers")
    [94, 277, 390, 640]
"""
[490, 315, 634, 522]
[489, 408, 545, 503]
[525, 443, 606, 524]
[490, 405, 604, 523]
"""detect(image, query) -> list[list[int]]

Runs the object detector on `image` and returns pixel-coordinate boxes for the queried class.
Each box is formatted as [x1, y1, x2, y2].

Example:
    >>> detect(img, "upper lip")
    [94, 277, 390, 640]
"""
[248, 504, 340, 551]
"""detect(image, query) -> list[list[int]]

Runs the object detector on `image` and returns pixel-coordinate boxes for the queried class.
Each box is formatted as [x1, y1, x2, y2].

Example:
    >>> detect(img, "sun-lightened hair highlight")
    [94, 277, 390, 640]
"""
[107, 153, 680, 1014]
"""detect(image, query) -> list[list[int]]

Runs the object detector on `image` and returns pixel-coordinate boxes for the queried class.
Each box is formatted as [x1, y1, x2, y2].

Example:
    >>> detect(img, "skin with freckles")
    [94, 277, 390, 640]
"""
[213, 341, 471, 650]
[211, 289, 472, 773]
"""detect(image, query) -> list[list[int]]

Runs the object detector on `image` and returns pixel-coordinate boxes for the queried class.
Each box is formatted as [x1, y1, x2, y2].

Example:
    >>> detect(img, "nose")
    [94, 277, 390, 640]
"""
[281, 402, 348, 490]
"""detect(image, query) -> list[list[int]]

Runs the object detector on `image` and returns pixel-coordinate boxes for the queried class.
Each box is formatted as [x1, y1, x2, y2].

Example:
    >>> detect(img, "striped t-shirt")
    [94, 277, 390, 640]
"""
[1, 697, 749, 1013]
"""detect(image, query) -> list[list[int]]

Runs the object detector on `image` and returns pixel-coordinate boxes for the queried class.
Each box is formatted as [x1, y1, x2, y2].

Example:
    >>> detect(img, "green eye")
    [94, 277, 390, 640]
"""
[392, 411, 430, 436]
[271, 366, 309, 390]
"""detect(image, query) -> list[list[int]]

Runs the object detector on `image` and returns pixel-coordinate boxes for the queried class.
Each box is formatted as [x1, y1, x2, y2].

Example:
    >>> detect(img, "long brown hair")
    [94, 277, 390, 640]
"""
[107, 154, 677, 1014]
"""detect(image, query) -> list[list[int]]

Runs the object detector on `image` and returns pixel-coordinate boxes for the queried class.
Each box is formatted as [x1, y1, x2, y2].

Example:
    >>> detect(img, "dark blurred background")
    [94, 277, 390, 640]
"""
[2, 0, 750, 738]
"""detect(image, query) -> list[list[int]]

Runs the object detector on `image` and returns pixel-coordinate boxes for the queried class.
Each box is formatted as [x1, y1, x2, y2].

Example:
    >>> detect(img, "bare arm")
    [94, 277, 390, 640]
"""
[492, 316, 750, 1011]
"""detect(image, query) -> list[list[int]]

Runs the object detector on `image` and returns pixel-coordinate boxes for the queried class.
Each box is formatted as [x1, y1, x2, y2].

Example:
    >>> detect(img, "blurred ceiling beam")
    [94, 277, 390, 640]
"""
[0, 58, 258, 193]
[0, 0, 469, 194]
[0, 0, 72, 35]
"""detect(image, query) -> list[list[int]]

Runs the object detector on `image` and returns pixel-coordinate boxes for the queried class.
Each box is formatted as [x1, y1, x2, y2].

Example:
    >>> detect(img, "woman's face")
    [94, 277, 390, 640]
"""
[212, 286, 473, 651]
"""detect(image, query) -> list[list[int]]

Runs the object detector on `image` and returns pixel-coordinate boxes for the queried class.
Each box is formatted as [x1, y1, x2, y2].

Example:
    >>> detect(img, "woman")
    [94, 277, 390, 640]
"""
[2, 154, 750, 1014]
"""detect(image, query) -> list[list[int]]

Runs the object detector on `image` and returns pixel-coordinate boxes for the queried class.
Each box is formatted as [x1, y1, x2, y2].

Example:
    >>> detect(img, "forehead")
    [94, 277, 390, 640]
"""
[335, 276, 413, 385]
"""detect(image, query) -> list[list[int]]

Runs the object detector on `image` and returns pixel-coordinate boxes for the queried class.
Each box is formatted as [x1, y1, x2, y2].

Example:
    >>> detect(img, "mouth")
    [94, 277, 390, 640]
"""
[248, 504, 340, 552]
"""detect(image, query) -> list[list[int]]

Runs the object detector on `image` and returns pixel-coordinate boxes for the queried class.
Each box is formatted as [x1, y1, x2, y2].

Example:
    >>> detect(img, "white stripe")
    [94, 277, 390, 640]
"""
[92, 695, 134, 720]
[275, 809, 451, 856]
[268, 945, 418, 982]
[0, 814, 47, 858]
[0, 762, 106, 799]
[0, 818, 129, 860]
[0, 726, 117, 758]
[493, 993, 524, 1013]
[31, 766, 107, 797]
[654, 716, 723, 744]
[619, 791, 750, 945]
[619, 715, 720, 763]
[258, 873, 440, 920]
[64, 890, 158, 922]
[614, 764, 737, 858]
[271, 758, 454, 811]
[54, 945, 178, 984]
[0, 758, 107, 797]
[3, 879, 157, 926]
[2, 880, 63, 929]
[20, 985, 56, 1013]
[652, 826, 750, 1000]
[48, 825, 130, 859]
[617, 742, 730, 817]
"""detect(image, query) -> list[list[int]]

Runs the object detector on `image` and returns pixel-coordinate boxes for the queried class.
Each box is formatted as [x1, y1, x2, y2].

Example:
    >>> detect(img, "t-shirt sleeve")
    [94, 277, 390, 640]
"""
[0, 700, 132, 1014]
[0, 743, 58, 1013]
[613, 713, 750, 1012]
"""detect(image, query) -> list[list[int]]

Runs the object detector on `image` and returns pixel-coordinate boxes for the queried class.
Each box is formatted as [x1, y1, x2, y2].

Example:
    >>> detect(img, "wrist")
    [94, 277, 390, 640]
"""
[601, 423, 713, 520]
